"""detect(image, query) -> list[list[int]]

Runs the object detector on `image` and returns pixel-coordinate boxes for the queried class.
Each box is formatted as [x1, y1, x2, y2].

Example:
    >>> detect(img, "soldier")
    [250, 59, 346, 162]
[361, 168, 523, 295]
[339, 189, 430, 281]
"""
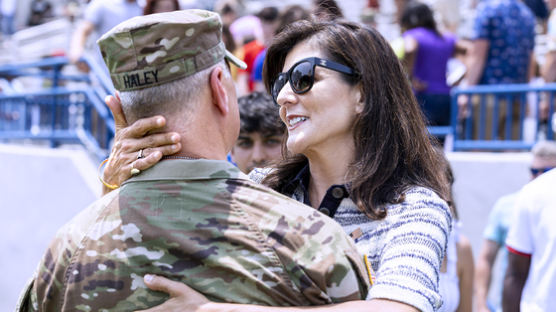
[16, 10, 370, 312]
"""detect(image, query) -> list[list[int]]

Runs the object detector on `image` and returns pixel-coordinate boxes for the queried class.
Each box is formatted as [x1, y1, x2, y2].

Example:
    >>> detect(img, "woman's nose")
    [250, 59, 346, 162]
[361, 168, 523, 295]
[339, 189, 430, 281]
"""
[276, 81, 296, 106]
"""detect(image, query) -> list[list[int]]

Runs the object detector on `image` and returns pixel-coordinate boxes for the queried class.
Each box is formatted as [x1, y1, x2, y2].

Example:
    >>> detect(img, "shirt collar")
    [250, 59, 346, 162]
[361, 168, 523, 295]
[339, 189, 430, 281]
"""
[123, 159, 248, 185]
[283, 163, 311, 196]
[282, 163, 351, 211]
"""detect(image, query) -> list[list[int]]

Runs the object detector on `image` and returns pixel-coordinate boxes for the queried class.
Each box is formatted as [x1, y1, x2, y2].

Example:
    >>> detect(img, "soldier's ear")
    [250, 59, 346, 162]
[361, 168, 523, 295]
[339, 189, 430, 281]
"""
[209, 65, 230, 115]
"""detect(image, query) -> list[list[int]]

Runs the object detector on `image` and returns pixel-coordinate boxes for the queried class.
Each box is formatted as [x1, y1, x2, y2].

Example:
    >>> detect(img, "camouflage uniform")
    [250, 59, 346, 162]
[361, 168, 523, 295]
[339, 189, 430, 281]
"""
[17, 159, 370, 311]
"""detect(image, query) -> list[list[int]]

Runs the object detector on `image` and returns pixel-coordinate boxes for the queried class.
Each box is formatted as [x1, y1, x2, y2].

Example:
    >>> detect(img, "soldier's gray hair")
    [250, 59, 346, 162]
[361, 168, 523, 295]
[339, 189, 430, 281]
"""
[119, 61, 230, 124]
[532, 140, 556, 159]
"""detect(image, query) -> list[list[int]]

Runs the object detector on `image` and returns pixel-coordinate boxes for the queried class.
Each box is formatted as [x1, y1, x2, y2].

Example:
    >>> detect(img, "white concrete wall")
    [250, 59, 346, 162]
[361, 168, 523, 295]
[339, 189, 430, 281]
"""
[448, 152, 532, 258]
[0, 144, 100, 311]
[448, 152, 532, 308]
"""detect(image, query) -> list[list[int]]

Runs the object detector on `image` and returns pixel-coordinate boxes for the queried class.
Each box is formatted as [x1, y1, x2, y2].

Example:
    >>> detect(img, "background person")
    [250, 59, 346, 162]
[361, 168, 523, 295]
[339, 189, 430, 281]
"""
[400, 1, 466, 129]
[312, 0, 344, 20]
[28, 0, 53, 27]
[475, 141, 556, 312]
[540, 0, 556, 121]
[458, 0, 535, 140]
[421, 0, 462, 33]
[68, 0, 142, 74]
[214, 0, 243, 28]
[235, 6, 279, 95]
[143, 0, 180, 15]
[252, 5, 311, 92]
[503, 164, 556, 311]
[522, 0, 549, 31]
[231, 92, 284, 174]
[0, 0, 17, 35]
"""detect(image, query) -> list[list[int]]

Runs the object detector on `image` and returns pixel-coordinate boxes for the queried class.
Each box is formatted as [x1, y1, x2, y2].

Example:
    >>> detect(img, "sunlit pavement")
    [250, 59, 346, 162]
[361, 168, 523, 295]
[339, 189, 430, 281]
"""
[0, 144, 100, 311]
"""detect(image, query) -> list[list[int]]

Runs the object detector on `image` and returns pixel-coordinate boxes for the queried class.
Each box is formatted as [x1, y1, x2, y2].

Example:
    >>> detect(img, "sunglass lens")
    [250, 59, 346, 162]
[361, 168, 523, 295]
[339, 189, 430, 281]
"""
[291, 61, 313, 93]
[272, 74, 287, 103]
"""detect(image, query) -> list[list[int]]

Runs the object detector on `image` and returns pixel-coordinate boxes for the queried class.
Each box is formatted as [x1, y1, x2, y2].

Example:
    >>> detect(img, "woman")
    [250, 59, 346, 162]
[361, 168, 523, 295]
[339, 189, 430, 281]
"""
[400, 1, 466, 127]
[103, 20, 452, 312]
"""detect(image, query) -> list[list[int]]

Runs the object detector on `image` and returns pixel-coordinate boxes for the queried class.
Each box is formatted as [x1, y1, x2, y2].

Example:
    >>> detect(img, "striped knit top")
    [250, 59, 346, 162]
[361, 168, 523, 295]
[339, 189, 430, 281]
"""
[250, 168, 452, 312]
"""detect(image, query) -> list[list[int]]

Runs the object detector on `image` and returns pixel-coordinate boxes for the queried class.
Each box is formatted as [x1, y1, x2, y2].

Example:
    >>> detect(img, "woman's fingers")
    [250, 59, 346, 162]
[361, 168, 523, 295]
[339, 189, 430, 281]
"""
[123, 133, 181, 153]
[105, 95, 128, 130]
[131, 150, 162, 171]
[135, 275, 212, 312]
[122, 116, 167, 138]
[136, 144, 181, 163]
[144, 275, 188, 298]
[106, 138, 180, 187]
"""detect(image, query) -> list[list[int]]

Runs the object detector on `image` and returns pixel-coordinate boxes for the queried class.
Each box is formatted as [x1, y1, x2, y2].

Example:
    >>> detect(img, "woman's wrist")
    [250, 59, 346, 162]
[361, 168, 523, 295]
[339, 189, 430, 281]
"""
[201, 302, 234, 312]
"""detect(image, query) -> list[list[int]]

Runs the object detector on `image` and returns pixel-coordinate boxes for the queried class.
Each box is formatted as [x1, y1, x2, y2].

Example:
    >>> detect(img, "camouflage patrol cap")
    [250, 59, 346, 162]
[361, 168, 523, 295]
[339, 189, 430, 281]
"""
[97, 9, 247, 91]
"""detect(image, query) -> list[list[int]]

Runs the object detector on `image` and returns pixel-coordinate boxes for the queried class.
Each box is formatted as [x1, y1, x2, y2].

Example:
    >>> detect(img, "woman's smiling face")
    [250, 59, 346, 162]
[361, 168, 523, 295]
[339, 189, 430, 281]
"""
[275, 39, 363, 157]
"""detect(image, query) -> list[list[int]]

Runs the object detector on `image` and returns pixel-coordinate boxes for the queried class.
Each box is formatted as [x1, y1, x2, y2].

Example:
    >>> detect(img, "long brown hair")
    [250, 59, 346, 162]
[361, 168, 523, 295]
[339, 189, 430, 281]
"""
[262, 20, 448, 220]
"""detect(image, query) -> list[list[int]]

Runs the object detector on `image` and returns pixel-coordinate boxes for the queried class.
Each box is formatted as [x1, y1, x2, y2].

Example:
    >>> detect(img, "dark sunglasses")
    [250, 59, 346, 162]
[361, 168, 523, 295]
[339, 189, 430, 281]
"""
[530, 167, 554, 176]
[271, 57, 356, 105]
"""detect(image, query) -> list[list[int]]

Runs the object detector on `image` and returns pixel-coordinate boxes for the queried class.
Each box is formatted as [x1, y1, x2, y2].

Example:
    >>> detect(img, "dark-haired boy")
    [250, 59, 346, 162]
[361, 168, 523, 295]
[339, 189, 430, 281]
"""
[231, 91, 285, 173]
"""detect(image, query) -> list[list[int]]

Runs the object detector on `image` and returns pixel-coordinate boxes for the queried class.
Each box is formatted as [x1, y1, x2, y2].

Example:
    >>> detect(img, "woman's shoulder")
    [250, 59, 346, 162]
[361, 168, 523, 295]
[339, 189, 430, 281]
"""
[404, 186, 448, 205]
[387, 186, 451, 220]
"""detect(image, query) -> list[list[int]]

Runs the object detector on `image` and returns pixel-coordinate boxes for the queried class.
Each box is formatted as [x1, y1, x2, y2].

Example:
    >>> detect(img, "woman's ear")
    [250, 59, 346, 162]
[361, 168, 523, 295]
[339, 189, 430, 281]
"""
[354, 86, 365, 114]
[209, 65, 230, 115]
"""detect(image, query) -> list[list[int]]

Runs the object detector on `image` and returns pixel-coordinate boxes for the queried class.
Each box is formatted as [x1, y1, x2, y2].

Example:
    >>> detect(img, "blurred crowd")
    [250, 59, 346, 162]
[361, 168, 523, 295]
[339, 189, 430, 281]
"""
[3, 0, 556, 132]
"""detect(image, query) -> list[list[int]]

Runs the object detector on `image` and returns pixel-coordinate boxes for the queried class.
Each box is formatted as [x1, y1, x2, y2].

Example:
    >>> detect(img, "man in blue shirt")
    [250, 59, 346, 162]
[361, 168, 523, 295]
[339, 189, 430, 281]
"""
[458, 0, 535, 140]
[471, 0, 535, 85]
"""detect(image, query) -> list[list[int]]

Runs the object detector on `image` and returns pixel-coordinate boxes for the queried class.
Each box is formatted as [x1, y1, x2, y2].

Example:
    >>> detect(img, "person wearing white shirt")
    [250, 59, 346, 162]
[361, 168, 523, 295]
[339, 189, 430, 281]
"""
[504, 147, 556, 312]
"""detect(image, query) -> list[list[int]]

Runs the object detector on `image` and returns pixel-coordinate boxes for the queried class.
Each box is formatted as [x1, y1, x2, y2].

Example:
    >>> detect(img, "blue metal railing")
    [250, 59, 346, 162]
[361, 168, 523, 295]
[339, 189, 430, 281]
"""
[2, 56, 556, 155]
[443, 83, 556, 151]
[0, 56, 115, 159]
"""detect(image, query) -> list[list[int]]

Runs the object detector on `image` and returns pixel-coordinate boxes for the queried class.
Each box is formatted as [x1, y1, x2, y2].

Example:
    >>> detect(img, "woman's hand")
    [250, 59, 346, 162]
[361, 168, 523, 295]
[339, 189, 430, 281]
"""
[136, 275, 214, 312]
[102, 94, 182, 194]
[135, 276, 418, 312]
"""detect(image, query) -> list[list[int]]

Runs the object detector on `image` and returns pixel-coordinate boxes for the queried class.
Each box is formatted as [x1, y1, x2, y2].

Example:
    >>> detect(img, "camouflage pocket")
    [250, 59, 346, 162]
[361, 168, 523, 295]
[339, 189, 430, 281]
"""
[344, 249, 372, 299]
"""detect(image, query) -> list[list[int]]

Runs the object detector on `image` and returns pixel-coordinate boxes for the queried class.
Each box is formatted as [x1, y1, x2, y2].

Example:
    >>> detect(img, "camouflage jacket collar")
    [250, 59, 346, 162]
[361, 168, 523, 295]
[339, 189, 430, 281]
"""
[123, 159, 248, 184]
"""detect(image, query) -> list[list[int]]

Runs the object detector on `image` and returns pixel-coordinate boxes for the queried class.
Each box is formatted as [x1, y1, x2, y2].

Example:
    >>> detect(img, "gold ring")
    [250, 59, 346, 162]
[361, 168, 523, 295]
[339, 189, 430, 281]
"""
[130, 163, 140, 175]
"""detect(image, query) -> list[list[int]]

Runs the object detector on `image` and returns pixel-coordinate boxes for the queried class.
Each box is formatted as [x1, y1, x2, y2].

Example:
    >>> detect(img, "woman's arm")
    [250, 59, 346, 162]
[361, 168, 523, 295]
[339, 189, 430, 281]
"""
[136, 275, 419, 312]
[474, 239, 499, 312]
[453, 39, 470, 57]
[456, 235, 474, 312]
[401, 36, 427, 92]
[101, 95, 182, 194]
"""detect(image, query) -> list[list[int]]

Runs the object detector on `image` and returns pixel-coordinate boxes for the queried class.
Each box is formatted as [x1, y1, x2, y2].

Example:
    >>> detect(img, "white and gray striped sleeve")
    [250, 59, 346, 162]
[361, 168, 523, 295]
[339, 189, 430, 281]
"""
[367, 187, 452, 312]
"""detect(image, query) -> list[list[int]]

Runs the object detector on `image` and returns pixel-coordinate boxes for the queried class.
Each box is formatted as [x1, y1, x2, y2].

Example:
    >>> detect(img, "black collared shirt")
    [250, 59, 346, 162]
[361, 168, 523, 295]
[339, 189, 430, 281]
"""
[282, 164, 350, 218]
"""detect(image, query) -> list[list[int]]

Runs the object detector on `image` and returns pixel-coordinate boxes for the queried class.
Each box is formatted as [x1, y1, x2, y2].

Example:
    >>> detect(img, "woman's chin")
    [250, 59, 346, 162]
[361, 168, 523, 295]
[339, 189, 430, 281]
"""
[286, 140, 307, 156]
